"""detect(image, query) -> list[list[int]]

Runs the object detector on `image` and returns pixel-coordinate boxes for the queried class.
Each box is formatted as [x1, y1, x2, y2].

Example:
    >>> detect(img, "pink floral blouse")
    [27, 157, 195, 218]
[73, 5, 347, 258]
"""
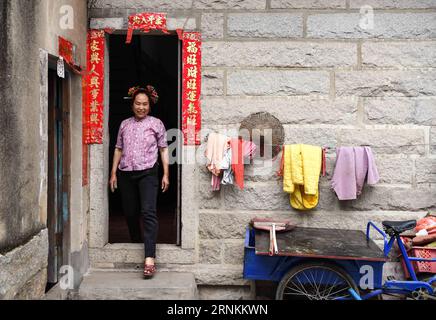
[116, 116, 168, 171]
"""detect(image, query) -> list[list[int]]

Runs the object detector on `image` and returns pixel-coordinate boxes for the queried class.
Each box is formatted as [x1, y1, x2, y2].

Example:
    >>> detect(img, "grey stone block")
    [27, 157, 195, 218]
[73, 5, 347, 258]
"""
[271, 0, 346, 8]
[202, 69, 224, 96]
[91, 0, 128, 9]
[223, 240, 245, 265]
[307, 13, 436, 39]
[124, 0, 192, 10]
[202, 97, 357, 125]
[199, 211, 305, 240]
[416, 158, 436, 184]
[336, 71, 436, 97]
[284, 126, 338, 147]
[364, 98, 436, 125]
[340, 186, 436, 211]
[203, 41, 357, 68]
[201, 13, 224, 39]
[376, 155, 413, 185]
[199, 240, 223, 264]
[14, 268, 48, 300]
[338, 128, 426, 155]
[194, 265, 249, 286]
[362, 42, 436, 68]
[350, 0, 436, 9]
[166, 17, 197, 31]
[90, 18, 124, 29]
[431, 127, 436, 154]
[220, 182, 290, 211]
[89, 244, 196, 266]
[227, 70, 330, 96]
[194, 0, 266, 9]
[0, 229, 48, 300]
[228, 13, 303, 38]
[78, 271, 198, 300]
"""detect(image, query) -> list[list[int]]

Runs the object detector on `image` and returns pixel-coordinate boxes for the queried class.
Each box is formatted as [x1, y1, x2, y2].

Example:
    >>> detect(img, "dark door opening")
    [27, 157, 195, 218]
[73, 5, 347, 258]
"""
[108, 34, 181, 245]
[46, 64, 71, 292]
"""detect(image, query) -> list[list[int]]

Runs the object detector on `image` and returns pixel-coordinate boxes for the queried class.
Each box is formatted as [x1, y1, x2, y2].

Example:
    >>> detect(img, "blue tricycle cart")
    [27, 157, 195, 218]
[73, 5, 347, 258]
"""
[243, 220, 436, 300]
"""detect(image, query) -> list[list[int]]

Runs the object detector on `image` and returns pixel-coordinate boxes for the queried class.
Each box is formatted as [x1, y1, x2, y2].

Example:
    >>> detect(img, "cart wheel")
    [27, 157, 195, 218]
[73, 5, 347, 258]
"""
[276, 261, 360, 300]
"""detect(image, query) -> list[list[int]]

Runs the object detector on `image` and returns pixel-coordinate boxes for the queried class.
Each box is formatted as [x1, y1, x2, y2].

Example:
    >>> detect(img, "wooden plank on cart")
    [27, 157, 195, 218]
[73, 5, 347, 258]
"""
[255, 227, 387, 262]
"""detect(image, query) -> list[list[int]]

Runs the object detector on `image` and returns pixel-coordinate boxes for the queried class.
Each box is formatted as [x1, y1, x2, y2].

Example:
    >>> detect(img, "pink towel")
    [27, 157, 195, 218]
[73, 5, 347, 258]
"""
[205, 132, 231, 191]
[331, 147, 380, 200]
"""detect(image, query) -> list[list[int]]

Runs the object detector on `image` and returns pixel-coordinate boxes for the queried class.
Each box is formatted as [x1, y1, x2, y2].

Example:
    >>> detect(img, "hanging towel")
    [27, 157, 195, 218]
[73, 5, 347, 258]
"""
[221, 148, 234, 186]
[230, 138, 257, 190]
[205, 132, 231, 190]
[283, 145, 294, 194]
[331, 147, 380, 200]
[282, 144, 322, 210]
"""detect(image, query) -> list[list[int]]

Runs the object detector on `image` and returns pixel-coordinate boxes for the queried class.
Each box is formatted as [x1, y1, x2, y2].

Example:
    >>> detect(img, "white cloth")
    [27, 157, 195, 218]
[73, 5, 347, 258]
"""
[221, 148, 234, 185]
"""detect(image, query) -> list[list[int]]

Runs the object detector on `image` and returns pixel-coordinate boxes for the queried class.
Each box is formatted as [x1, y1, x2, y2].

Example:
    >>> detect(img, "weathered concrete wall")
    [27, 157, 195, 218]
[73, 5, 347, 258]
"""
[0, 0, 45, 255]
[89, 0, 436, 299]
[0, 0, 88, 299]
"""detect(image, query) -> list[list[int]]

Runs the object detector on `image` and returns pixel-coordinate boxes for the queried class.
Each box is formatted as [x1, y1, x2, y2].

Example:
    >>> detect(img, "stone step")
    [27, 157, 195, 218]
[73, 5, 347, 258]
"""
[89, 244, 196, 268]
[78, 270, 198, 300]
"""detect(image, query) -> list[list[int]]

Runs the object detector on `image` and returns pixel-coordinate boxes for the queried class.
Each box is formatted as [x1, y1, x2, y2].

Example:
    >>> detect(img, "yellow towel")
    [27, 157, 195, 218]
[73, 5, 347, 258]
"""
[283, 144, 322, 210]
[290, 145, 304, 186]
[283, 145, 294, 194]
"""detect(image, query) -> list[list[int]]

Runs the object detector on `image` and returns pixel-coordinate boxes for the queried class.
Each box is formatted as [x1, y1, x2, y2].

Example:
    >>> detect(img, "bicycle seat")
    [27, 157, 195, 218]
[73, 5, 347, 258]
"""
[382, 220, 416, 236]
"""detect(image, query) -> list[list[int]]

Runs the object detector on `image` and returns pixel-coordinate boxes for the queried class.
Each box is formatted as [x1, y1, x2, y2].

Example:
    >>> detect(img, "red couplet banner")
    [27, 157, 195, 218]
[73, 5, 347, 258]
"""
[83, 30, 105, 145]
[182, 32, 202, 146]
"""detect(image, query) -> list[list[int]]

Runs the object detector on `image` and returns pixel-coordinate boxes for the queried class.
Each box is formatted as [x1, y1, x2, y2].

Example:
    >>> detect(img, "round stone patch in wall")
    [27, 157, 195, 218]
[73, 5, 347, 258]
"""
[239, 112, 284, 159]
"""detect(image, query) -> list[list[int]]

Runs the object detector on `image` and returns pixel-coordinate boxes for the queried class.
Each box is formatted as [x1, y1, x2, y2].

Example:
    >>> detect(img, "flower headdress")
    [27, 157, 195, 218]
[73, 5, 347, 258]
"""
[128, 85, 159, 104]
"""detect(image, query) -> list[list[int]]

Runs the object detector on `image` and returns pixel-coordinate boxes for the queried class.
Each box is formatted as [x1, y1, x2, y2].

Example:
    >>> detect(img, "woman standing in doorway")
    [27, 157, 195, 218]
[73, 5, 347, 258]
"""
[109, 86, 170, 279]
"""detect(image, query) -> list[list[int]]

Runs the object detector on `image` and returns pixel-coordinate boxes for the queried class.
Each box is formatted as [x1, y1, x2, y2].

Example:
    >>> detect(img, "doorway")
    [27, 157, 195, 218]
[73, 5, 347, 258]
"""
[108, 34, 181, 245]
[46, 63, 71, 291]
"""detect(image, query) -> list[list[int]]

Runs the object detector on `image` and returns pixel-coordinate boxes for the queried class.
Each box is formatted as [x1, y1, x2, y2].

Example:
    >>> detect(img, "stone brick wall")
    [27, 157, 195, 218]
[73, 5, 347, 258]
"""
[89, 0, 436, 297]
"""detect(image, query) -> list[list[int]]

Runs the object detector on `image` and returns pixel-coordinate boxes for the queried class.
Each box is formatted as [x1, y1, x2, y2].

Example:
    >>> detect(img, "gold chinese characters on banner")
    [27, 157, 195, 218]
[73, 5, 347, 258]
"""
[182, 32, 202, 145]
[83, 30, 105, 144]
[126, 13, 169, 44]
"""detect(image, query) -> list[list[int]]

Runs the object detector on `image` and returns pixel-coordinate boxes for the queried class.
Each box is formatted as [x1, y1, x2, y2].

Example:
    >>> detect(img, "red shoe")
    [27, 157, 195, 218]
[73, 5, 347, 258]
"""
[144, 264, 156, 279]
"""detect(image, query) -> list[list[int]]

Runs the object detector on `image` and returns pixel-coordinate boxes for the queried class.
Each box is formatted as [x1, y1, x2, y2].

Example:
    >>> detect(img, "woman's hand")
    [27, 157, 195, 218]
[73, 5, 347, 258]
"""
[161, 175, 170, 193]
[109, 173, 118, 193]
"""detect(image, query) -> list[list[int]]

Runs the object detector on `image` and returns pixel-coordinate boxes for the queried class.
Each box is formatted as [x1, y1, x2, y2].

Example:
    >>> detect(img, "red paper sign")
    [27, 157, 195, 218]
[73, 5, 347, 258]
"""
[182, 32, 202, 145]
[126, 13, 170, 44]
[58, 36, 84, 74]
[83, 30, 105, 144]
[59, 36, 75, 66]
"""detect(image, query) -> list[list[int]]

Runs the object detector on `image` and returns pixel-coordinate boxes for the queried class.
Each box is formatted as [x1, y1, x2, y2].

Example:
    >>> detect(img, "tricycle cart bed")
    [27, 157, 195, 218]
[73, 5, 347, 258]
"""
[255, 227, 387, 262]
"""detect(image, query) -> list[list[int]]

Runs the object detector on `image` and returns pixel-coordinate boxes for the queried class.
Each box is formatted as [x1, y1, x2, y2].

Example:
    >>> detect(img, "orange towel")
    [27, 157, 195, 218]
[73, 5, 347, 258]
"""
[230, 138, 257, 190]
[231, 139, 244, 190]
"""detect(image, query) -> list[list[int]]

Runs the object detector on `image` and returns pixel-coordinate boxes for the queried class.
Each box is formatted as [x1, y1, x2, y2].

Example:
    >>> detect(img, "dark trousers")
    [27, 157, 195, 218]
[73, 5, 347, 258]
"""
[117, 164, 159, 258]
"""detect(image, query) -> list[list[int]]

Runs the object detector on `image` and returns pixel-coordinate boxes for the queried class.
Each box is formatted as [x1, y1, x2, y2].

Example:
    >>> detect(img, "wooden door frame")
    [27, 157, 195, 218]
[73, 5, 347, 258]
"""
[88, 24, 198, 253]
[107, 33, 183, 246]
[47, 55, 71, 284]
